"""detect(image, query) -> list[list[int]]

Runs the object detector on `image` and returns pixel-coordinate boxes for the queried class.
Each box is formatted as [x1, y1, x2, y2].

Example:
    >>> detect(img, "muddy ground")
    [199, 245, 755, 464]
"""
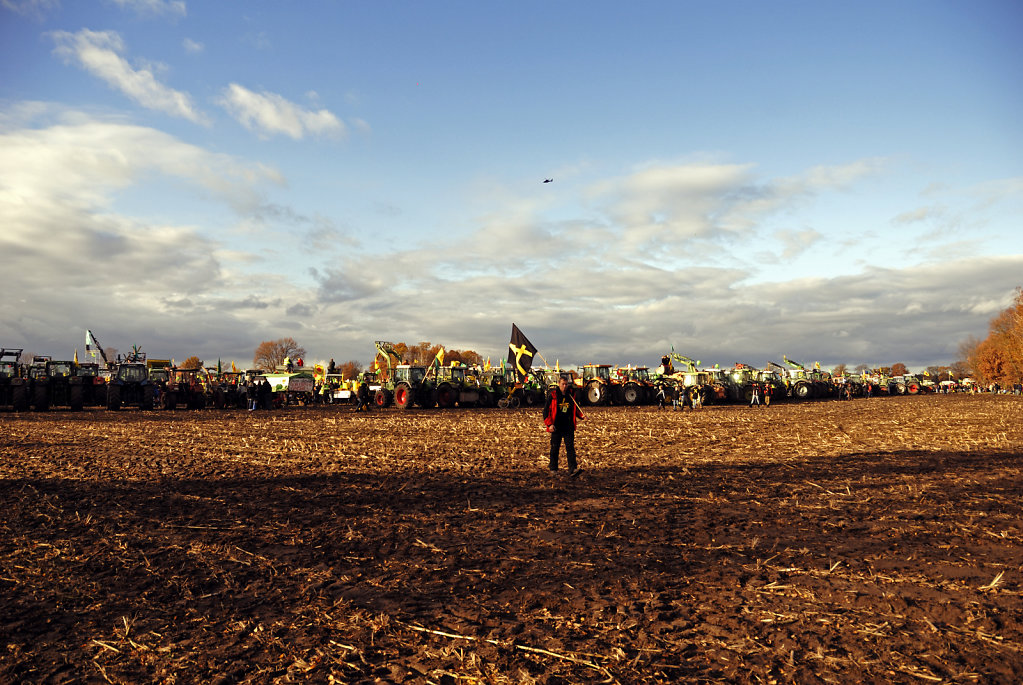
[1, 394, 1022, 683]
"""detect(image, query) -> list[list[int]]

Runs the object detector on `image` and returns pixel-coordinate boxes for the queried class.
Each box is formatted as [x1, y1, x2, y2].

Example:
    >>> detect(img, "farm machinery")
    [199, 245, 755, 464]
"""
[776, 356, 831, 399]
[372, 341, 436, 409]
[660, 354, 724, 405]
[106, 360, 157, 410]
[434, 364, 484, 408]
[618, 366, 655, 405]
[1, 348, 30, 411]
[26, 356, 88, 411]
[576, 364, 620, 406]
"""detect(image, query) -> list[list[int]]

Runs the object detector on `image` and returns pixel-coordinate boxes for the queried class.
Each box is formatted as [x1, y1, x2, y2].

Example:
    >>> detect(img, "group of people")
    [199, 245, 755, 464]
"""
[246, 377, 274, 411]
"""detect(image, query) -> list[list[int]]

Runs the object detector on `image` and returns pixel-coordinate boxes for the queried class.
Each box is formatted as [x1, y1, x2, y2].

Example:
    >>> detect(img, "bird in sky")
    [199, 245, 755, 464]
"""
[543, 178, 553, 183]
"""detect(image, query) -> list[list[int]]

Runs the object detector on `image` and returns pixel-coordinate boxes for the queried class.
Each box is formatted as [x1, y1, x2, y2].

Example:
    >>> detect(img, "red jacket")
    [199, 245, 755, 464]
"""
[544, 388, 583, 429]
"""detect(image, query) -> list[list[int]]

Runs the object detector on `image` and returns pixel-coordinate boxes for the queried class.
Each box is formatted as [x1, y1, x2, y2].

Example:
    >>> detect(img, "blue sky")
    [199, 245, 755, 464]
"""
[1, 0, 1021, 371]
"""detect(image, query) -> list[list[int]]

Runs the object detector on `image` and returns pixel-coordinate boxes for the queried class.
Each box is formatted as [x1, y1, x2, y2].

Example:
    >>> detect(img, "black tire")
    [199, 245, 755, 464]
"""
[622, 383, 641, 406]
[508, 395, 521, 409]
[12, 385, 29, 412]
[415, 387, 436, 408]
[142, 385, 155, 410]
[523, 389, 540, 407]
[374, 388, 393, 408]
[794, 382, 811, 400]
[107, 384, 122, 411]
[214, 388, 226, 409]
[478, 389, 494, 407]
[163, 391, 178, 410]
[394, 383, 414, 410]
[435, 383, 456, 408]
[907, 382, 920, 395]
[33, 384, 49, 412]
[70, 385, 84, 412]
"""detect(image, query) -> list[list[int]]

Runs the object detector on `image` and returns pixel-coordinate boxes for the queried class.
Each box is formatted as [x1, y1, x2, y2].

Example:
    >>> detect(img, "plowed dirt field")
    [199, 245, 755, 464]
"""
[2, 394, 1022, 683]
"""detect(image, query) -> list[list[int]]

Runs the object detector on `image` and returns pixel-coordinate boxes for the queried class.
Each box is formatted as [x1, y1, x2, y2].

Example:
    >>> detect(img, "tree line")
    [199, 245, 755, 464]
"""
[251, 338, 484, 380]
[961, 286, 1023, 386]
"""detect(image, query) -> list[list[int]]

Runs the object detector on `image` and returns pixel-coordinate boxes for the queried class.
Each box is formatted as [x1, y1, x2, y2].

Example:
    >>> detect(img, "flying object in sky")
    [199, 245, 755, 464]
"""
[543, 178, 553, 183]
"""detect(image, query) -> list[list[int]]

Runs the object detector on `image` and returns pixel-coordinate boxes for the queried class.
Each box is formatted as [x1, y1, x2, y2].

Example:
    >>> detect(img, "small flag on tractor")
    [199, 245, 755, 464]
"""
[507, 323, 538, 382]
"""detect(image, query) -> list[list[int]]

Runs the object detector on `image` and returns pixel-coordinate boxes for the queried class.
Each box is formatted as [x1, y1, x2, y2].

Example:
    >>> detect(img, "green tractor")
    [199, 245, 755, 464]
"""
[1, 348, 30, 411]
[372, 341, 436, 409]
[434, 364, 484, 408]
[27, 357, 86, 411]
[106, 361, 157, 410]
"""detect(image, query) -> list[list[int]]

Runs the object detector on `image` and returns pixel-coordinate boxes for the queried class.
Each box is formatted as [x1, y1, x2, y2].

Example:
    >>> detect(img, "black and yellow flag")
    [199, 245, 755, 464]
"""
[507, 323, 538, 381]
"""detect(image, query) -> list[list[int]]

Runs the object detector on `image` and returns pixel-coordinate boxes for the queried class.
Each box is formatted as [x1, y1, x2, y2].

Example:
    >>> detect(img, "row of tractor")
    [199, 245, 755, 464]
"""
[0, 348, 287, 412]
[1, 338, 951, 413]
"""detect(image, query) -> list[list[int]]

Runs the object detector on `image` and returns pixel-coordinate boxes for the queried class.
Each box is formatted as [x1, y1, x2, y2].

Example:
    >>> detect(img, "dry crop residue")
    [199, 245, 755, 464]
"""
[1, 394, 1021, 683]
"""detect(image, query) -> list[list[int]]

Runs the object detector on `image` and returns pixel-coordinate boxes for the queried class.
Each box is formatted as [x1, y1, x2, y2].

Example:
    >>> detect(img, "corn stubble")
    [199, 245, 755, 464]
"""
[1, 394, 1021, 683]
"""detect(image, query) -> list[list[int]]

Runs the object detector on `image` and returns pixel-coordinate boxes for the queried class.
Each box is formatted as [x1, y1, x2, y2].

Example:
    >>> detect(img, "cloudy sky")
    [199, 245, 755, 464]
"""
[2, 0, 1021, 371]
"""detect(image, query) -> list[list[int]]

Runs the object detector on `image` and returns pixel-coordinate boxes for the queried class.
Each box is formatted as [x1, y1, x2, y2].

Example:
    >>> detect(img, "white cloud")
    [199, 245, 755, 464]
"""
[1, 0, 58, 18]
[218, 84, 345, 140]
[0, 118, 1015, 371]
[182, 37, 204, 54]
[50, 29, 206, 124]
[108, 0, 185, 17]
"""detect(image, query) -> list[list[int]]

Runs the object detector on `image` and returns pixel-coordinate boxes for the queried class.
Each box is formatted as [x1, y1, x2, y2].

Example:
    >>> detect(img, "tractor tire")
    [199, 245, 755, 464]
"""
[214, 388, 226, 409]
[478, 389, 494, 408]
[794, 382, 811, 400]
[585, 382, 605, 406]
[522, 389, 540, 407]
[896, 382, 907, 395]
[163, 391, 177, 410]
[394, 383, 414, 410]
[142, 385, 155, 410]
[907, 382, 920, 395]
[743, 387, 755, 404]
[415, 388, 436, 408]
[508, 395, 521, 409]
[622, 383, 641, 406]
[107, 385, 122, 411]
[435, 383, 456, 408]
[12, 385, 29, 412]
[33, 384, 49, 412]
[70, 385, 84, 412]
[374, 388, 393, 408]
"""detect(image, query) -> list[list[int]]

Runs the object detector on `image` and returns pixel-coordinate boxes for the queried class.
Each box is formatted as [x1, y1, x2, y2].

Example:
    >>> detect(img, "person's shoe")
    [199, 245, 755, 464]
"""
[569, 468, 583, 478]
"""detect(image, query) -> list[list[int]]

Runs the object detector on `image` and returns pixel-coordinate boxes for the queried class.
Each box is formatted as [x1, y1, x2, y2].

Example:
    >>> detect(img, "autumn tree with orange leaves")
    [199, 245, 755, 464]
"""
[963, 287, 1023, 385]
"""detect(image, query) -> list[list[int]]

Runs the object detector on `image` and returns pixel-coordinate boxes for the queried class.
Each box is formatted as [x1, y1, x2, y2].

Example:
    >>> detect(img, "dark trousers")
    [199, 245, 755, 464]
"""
[549, 428, 577, 471]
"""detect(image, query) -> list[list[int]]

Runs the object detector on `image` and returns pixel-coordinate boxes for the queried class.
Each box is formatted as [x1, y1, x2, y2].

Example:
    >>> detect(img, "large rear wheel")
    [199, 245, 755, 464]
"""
[585, 382, 605, 406]
[70, 385, 84, 411]
[33, 384, 49, 411]
[435, 383, 456, 408]
[622, 383, 641, 406]
[374, 388, 393, 408]
[142, 385, 155, 410]
[12, 385, 29, 412]
[107, 384, 122, 410]
[394, 383, 414, 410]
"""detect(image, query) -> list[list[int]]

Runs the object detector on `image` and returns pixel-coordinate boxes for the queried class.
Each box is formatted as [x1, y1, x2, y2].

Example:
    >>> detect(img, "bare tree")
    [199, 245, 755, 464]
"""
[339, 360, 364, 380]
[831, 363, 847, 377]
[253, 337, 306, 372]
[180, 356, 203, 369]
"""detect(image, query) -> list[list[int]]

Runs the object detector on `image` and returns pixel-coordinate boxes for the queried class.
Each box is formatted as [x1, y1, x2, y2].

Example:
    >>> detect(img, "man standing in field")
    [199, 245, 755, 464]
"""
[544, 375, 585, 477]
